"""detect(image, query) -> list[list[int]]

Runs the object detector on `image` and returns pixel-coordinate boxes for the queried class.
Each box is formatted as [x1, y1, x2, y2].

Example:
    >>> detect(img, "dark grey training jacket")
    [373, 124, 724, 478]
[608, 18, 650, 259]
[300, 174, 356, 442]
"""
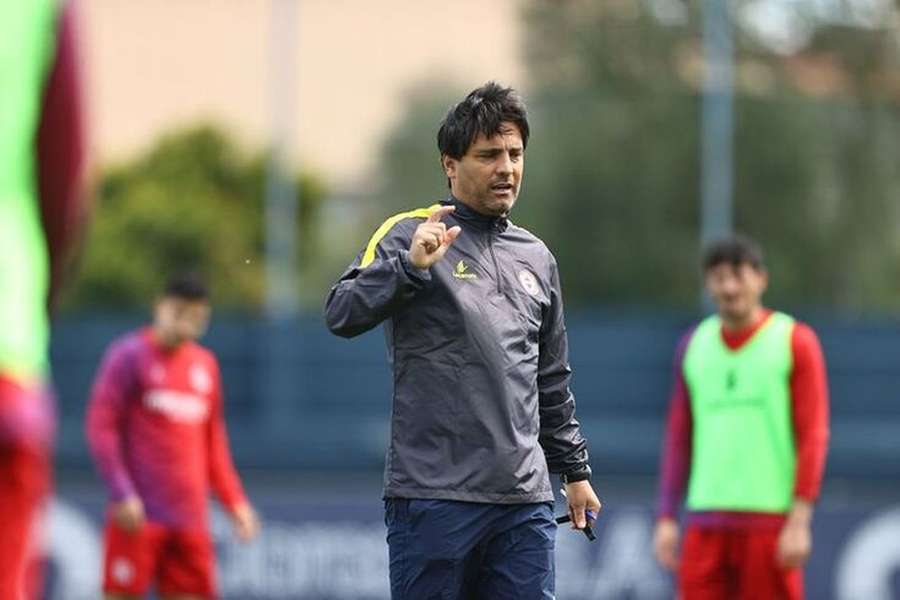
[324, 197, 589, 504]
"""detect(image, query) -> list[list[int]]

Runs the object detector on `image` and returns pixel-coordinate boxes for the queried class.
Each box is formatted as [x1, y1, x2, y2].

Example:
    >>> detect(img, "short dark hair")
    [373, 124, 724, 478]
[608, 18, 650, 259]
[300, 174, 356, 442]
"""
[162, 273, 209, 301]
[702, 234, 766, 272]
[437, 81, 530, 160]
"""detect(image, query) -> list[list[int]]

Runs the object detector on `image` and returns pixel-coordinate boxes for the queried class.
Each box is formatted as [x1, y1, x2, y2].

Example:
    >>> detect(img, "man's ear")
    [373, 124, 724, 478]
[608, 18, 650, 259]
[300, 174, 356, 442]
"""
[441, 154, 457, 179]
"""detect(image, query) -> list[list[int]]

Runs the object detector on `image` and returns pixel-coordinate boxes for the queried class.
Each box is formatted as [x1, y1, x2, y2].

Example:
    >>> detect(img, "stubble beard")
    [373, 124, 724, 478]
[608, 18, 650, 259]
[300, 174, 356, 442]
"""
[478, 187, 517, 218]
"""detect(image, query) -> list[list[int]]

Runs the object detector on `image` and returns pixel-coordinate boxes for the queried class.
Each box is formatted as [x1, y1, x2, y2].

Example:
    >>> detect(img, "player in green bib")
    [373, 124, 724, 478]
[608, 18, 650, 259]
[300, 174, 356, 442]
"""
[0, 0, 88, 596]
[653, 236, 830, 599]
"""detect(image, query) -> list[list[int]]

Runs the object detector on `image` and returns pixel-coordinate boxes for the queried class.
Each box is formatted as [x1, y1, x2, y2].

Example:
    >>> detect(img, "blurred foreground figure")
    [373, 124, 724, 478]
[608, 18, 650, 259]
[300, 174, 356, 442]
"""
[325, 82, 601, 599]
[654, 236, 831, 599]
[0, 0, 88, 597]
[86, 275, 259, 600]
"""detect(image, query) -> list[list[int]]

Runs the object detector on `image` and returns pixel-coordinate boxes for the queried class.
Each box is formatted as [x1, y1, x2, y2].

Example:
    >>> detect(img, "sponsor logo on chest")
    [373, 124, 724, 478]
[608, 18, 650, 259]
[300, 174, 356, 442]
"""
[143, 389, 210, 424]
[452, 260, 478, 280]
[141, 361, 213, 424]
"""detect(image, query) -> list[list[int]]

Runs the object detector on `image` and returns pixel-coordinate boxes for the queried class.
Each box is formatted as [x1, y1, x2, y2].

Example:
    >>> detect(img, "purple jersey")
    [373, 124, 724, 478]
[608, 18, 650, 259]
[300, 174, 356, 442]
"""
[86, 328, 246, 529]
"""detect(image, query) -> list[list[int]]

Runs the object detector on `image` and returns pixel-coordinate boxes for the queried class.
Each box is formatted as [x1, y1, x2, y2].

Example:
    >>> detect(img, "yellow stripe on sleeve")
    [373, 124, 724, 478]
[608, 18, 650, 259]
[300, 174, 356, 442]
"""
[360, 204, 440, 268]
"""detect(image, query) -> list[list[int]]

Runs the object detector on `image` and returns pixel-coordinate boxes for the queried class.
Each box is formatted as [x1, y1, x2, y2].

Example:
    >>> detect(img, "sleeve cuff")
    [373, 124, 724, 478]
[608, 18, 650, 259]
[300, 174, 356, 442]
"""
[657, 508, 677, 521]
[223, 492, 248, 514]
[656, 495, 680, 520]
[110, 475, 137, 502]
[794, 489, 818, 503]
[398, 250, 432, 284]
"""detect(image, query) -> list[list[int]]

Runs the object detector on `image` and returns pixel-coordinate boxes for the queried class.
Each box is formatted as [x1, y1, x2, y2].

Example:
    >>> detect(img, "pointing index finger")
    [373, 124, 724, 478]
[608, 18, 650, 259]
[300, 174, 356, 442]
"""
[427, 205, 456, 223]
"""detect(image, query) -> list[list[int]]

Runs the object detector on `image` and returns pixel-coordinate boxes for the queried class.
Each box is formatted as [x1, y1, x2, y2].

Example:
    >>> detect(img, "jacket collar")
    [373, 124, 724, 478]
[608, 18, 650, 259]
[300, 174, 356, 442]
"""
[442, 195, 509, 233]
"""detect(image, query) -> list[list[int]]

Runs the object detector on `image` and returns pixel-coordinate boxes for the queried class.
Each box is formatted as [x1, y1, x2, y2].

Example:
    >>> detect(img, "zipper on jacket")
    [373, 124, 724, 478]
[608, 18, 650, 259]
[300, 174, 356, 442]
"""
[488, 225, 502, 295]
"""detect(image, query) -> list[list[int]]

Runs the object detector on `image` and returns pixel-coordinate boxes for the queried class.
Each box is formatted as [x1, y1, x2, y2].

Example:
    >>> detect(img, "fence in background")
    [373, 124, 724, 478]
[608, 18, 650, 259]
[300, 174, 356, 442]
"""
[51, 311, 900, 479]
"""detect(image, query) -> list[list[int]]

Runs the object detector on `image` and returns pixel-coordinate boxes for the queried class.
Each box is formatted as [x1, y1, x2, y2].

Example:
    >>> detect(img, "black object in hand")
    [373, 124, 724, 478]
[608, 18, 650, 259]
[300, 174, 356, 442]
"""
[555, 511, 596, 541]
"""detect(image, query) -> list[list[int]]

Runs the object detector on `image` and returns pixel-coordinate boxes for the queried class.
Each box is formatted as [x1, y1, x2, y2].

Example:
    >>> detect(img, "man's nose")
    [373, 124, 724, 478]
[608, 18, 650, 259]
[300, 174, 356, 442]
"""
[721, 278, 741, 294]
[496, 152, 513, 175]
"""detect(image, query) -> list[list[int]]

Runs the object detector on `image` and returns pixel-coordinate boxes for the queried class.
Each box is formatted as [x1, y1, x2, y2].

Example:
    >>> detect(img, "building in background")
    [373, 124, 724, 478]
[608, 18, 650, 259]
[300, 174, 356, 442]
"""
[82, 0, 524, 185]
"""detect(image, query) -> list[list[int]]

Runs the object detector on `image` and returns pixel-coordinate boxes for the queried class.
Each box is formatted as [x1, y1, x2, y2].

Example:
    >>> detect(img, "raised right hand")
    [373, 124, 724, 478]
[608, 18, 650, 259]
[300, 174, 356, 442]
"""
[112, 496, 145, 533]
[408, 206, 462, 269]
[653, 517, 680, 571]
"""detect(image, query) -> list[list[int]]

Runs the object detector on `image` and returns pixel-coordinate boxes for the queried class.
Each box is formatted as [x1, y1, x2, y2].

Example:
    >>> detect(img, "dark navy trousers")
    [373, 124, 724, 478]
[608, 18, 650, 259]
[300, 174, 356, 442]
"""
[384, 498, 556, 600]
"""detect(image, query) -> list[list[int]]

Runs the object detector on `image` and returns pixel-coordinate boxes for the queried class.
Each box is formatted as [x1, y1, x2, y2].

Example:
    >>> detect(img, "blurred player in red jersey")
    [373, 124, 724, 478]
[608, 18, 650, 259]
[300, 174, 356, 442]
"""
[86, 274, 259, 600]
[653, 236, 830, 600]
[0, 0, 89, 597]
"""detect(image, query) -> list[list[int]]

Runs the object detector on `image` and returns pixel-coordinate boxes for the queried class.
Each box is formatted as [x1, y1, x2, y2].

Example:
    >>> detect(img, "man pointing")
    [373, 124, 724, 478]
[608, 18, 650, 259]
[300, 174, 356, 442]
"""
[325, 82, 600, 599]
[408, 205, 461, 268]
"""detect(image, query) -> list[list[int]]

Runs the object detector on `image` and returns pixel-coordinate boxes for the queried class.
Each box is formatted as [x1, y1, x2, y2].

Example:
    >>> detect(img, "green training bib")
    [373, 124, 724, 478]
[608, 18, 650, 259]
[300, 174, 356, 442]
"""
[684, 312, 796, 513]
[0, 0, 59, 381]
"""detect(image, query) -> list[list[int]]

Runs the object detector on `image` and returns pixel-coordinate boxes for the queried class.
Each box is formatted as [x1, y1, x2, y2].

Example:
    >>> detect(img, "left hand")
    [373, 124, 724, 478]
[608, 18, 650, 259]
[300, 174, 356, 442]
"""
[231, 502, 260, 542]
[777, 500, 813, 568]
[564, 480, 602, 529]
[777, 521, 812, 568]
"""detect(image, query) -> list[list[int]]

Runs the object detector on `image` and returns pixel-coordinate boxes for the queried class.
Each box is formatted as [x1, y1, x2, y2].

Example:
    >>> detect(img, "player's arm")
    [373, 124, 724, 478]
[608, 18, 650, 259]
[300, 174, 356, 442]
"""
[85, 342, 143, 529]
[653, 331, 694, 571]
[536, 256, 599, 529]
[37, 0, 90, 309]
[207, 361, 258, 541]
[536, 257, 588, 474]
[324, 206, 459, 338]
[778, 323, 830, 568]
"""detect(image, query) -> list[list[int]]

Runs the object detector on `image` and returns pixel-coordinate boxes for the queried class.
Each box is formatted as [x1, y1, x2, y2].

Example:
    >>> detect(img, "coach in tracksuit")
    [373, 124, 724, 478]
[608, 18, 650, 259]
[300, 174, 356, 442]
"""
[325, 82, 601, 599]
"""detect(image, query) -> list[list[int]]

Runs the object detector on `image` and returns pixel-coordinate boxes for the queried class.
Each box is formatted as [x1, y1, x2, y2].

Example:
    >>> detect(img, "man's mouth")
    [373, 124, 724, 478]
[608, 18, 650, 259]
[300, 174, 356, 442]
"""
[490, 182, 515, 195]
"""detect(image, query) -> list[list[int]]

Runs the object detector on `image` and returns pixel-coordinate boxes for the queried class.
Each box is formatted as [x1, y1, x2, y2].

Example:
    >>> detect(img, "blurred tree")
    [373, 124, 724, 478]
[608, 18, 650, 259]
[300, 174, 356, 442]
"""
[64, 125, 326, 312]
[735, 17, 900, 313]
[375, 0, 900, 314]
[518, 1, 701, 309]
